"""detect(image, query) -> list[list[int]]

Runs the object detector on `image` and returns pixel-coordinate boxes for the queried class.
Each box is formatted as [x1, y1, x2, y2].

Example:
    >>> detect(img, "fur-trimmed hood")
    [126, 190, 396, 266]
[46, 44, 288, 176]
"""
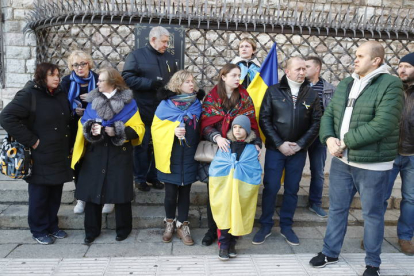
[226, 129, 256, 143]
[85, 88, 133, 120]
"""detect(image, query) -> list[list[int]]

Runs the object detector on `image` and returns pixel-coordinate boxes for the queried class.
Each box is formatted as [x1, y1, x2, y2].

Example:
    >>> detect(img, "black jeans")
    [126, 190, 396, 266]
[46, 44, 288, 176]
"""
[84, 202, 132, 238]
[164, 182, 192, 222]
[28, 183, 63, 237]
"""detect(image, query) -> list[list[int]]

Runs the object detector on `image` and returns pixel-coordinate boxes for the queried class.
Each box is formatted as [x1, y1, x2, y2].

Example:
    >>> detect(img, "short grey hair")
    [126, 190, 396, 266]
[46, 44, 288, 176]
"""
[149, 26, 170, 39]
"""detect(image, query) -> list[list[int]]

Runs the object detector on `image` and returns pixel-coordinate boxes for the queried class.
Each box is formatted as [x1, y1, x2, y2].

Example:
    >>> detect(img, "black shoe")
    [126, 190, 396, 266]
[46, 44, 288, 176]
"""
[115, 234, 129, 241]
[363, 266, 380, 276]
[136, 182, 150, 192]
[202, 230, 217, 246]
[150, 180, 164, 189]
[229, 244, 237, 258]
[218, 248, 230, 261]
[309, 252, 339, 268]
[84, 236, 95, 244]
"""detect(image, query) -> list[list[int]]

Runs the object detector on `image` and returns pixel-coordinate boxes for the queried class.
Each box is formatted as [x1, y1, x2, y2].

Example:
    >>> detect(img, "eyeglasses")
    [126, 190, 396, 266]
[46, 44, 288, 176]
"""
[97, 79, 106, 83]
[72, 62, 88, 69]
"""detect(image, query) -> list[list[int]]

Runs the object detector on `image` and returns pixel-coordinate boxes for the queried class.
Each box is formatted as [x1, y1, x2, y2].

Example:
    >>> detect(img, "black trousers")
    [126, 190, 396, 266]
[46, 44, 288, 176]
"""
[84, 202, 132, 238]
[164, 182, 192, 222]
[218, 229, 238, 249]
[28, 183, 63, 238]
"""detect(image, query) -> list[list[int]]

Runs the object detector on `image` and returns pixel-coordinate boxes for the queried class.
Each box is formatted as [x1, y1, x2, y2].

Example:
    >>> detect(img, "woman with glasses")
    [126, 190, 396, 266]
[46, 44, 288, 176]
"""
[61, 51, 115, 214]
[71, 68, 145, 244]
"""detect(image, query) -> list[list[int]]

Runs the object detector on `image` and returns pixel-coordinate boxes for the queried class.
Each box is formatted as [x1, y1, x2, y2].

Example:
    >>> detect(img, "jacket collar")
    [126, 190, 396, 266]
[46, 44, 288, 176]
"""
[146, 44, 164, 56]
[27, 80, 62, 96]
[279, 75, 310, 90]
[226, 129, 257, 143]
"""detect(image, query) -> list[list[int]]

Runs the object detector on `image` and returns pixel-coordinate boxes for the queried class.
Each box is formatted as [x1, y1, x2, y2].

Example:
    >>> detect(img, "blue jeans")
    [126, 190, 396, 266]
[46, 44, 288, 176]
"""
[133, 124, 157, 183]
[260, 149, 307, 229]
[307, 137, 327, 206]
[322, 158, 389, 267]
[386, 155, 414, 241]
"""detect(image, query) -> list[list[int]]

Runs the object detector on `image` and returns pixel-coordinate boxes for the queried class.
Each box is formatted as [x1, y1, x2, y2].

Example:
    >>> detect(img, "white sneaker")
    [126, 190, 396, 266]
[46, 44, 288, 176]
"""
[74, 200, 85, 214]
[102, 204, 114, 214]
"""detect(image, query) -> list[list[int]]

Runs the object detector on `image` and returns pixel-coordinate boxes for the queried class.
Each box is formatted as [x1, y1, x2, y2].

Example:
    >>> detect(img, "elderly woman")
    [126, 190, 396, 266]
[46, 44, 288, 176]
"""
[0, 63, 73, 244]
[231, 38, 261, 89]
[199, 63, 262, 246]
[152, 70, 204, 246]
[60, 50, 105, 214]
[71, 68, 145, 244]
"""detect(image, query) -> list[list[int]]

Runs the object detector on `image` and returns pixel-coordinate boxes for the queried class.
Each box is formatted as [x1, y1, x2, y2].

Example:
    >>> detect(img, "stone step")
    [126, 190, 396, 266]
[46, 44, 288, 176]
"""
[0, 204, 401, 230]
[0, 176, 403, 210]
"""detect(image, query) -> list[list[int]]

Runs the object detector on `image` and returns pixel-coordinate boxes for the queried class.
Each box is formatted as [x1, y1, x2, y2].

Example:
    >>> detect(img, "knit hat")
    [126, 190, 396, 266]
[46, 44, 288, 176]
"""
[232, 115, 251, 135]
[400, 53, 414, 66]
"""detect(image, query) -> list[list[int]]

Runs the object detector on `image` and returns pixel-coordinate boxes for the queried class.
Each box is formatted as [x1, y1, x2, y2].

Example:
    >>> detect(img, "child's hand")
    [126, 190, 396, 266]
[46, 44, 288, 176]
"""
[216, 136, 230, 152]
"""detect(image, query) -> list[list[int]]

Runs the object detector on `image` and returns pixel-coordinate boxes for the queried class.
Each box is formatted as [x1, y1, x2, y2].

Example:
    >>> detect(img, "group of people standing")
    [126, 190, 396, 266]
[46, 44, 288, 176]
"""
[0, 25, 413, 276]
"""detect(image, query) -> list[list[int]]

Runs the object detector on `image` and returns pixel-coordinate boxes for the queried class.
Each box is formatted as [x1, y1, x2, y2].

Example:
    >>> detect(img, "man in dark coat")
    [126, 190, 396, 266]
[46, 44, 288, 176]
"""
[253, 57, 321, 246]
[122, 26, 178, 192]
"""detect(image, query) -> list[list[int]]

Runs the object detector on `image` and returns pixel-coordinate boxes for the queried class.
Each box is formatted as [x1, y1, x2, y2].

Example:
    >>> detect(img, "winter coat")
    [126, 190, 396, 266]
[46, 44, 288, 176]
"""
[154, 88, 204, 186]
[74, 88, 145, 204]
[319, 73, 404, 163]
[122, 44, 178, 126]
[0, 81, 73, 185]
[259, 75, 322, 151]
[61, 71, 99, 109]
[398, 85, 414, 155]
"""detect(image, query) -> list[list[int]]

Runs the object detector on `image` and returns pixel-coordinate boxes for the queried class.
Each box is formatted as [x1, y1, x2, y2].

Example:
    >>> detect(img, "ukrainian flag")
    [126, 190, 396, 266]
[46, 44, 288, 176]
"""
[247, 43, 279, 139]
[209, 145, 262, 236]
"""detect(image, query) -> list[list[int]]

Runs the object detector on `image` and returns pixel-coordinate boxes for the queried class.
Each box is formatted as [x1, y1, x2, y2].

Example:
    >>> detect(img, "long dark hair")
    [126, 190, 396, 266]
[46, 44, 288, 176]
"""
[34, 63, 60, 89]
[217, 64, 241, 110]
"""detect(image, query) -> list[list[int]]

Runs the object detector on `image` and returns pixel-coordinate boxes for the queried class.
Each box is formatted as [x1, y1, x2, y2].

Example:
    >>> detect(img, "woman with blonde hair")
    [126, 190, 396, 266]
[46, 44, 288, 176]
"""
[152, 70, 204, 245]
[61, 50, 105, 214]
[231, 38, 261, 89]
[72, 67, 145, 244]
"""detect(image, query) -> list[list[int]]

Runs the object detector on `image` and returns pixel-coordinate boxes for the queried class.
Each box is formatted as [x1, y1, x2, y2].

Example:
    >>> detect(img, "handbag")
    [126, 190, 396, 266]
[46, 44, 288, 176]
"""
[0, 91, 36, 179]
[0, 136, 32, 179]
[194, 140, 218, 163]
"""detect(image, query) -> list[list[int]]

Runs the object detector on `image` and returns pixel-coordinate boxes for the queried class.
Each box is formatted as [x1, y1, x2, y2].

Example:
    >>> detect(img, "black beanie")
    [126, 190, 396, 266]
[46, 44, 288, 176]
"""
[400, 53, 414, 66]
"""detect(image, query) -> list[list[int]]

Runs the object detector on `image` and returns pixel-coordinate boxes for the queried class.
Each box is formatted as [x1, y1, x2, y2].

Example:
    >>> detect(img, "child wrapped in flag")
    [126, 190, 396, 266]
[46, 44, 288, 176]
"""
[209, 115, 262, 261]
[151, 70, 204, 246]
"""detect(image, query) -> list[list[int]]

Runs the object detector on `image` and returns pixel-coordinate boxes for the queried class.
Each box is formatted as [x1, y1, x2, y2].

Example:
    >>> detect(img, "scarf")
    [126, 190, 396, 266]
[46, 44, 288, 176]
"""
[81, 100, 137, 127]
[201, 85, 258, 138]
[170, 92, 198, 111]
[68, 71, 96, 111]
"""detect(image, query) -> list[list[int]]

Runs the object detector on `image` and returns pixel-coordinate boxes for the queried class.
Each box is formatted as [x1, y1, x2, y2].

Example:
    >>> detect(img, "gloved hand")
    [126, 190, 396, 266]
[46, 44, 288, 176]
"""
[151, 80, 164, 90]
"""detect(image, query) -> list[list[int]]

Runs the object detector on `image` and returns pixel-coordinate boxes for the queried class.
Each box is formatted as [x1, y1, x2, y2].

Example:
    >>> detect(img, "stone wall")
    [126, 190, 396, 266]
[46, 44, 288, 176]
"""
[1, 0, 414, 106]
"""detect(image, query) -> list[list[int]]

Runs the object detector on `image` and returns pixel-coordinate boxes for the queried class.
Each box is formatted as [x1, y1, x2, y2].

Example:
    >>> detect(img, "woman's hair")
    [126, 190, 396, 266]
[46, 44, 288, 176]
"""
[217, 64, 241, 110]
[34, 63, 60, 88]
[98, 67, 129, 91]
[67, 50, 94, 71]
[166, 70, 197, 94]
[239, 38, 257, 52]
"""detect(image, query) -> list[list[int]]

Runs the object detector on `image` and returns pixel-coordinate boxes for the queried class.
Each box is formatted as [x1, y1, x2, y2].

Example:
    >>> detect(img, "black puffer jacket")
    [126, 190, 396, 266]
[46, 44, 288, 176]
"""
[0, 81, 73, 185]
[399, 85, 414, 155]
[156, 88, 204, 186]
[259, 75, 322, 151]
[122, 45, 178, 126]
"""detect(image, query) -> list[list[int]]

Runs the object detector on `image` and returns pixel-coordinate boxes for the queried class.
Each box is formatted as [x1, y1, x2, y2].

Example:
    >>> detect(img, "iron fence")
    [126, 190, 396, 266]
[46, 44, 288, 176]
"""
[25, 0, 414, 90]
[0, 12, 5, 89]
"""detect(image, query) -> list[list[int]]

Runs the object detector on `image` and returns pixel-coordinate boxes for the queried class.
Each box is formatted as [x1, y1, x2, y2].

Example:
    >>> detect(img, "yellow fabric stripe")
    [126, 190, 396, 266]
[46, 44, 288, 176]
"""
[71, 111, 145, 169]
[247, 74, 268, 142]
[151, 115, 180, 174]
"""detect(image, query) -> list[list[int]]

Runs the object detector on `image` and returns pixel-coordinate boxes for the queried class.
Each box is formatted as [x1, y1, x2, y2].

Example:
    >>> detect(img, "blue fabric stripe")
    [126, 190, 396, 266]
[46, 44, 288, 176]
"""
[81, 100, 138, 126]
[154, 99, 201, 123]
[258, 43, 279, 87]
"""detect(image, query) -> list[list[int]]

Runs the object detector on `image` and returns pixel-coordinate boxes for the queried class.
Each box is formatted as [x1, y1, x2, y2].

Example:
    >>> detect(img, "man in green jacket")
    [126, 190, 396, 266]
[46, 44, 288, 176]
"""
[309, 41, 404, 276]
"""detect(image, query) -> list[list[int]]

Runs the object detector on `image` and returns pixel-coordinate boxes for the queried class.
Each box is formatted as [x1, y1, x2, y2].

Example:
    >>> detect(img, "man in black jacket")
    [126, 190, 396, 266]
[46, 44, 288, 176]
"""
[122, 26, 178, 192]
[252, 57, 321, 246]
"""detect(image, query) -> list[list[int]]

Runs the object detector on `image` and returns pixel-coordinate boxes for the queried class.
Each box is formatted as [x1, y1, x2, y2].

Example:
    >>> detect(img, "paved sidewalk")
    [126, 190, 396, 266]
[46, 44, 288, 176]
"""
[0, 226, 413, 275]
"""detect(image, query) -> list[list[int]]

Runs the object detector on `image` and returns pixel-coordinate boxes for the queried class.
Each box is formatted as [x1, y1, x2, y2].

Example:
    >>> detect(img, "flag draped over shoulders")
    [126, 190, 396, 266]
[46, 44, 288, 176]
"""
[247, 43, 279, 141]
[71, 101, 145, 169]
[209, 145, 262, 236]
[200, 85, 258, 138]
[152, 99, 202, 174]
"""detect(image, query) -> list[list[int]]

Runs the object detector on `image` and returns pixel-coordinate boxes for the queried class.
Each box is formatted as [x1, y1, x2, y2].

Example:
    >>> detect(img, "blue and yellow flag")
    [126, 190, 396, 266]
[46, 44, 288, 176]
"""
[247, 43, 279, 140]
[152, 99, 201, 174]
[209, 145, 262, 236]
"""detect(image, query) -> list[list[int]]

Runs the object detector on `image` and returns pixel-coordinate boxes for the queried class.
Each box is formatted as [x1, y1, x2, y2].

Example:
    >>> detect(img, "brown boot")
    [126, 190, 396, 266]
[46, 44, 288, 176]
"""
[398, 239, 414, 255]
[162, 218, 175, 243]
[176, 221, 194, 246]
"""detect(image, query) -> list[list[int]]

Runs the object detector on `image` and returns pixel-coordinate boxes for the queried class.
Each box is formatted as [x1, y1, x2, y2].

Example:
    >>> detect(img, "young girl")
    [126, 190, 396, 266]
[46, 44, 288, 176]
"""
[152, 70, 204, 246]
[209, 115, 262, 261]
[231, 38, 261, 89]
